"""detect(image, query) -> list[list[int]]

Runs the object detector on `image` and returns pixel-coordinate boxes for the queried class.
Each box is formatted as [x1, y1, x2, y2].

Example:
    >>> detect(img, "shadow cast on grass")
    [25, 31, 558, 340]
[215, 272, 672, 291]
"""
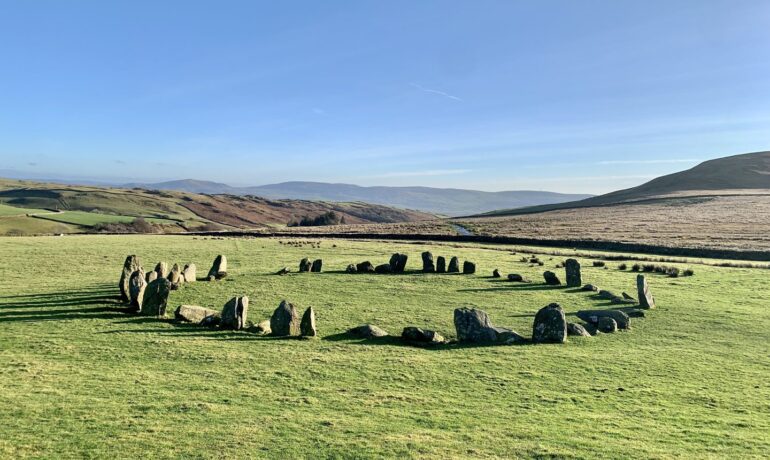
[0, 283, 129, 322]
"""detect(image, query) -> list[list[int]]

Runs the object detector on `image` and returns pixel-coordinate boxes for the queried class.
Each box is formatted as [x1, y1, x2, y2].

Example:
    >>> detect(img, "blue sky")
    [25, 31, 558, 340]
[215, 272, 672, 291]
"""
[1, 0, 768, 193]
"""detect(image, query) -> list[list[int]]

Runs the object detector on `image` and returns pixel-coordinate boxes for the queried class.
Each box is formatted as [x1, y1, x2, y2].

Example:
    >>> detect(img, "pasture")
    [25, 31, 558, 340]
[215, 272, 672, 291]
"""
[0, 235, 768, 458]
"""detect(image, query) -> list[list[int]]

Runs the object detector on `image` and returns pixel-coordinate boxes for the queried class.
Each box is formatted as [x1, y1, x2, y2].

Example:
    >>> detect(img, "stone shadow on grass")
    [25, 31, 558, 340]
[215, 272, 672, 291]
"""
[456, 284, 565, 293]
[322, 331, 533, 350]
[0, 283, 128, 322]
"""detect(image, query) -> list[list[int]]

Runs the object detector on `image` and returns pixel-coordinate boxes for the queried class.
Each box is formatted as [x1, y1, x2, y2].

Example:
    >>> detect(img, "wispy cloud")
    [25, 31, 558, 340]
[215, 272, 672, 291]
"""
[410, 83, 462, 102]
[373, 169, 472, 178]
[312, 107, 326, 116]
[596, 158, 700, 165]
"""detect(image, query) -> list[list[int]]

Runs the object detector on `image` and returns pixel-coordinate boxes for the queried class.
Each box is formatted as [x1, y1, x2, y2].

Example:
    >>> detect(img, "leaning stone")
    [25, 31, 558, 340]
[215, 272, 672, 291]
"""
[182, 263, 197, 282]
[310, 259, 323, 273]
[462, 261, 476, 274]
[532, 303, 567, 343]
[141, 278, 172, 317]
[576, 310, 630, 330]
[436, 256, 446, 273]
[167, 263, 182, 284]
[598, 317, 618, 333]
[175, 305, 219, 323]
[347, 324, 389, 339]
[637, 275, 655, 309]
[422, 251, 435, 273]
[207, 255, 227, 279]
[356, 261, 375, 273]
[300, 306, 317, 337]
[221, 296, 249, 330]
[543, 271, 561, 285]
[567, 322, 592, 337]
[374, 263, 392, 274]
[453, 307, 525, 345]
[401, 327, 445, 345]
[492, 269, 501, 278]
[155, 261, 169, 279]
[447, 257, 460, 273]
[270, 300, 301, 336]
[119, 255, 141, 302]
[565, 258, 582, 287]
[345, 264, 357, 273]
[128, 269, 146, 312]
[581, 284, 599, 292]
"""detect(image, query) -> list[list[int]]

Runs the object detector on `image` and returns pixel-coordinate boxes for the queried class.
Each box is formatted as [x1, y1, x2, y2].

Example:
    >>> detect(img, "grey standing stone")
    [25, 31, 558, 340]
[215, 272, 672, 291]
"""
[565, 258, 582, 287]
[141, 278, 172, 317]
[543, 271, 561, 285]
[436, 256, 446, 273]
[532, 303, 567, 343]
[167, 263, 182, 285]
[128, 269, 146, 312]
[637, 275, 655, 309]
[299, 257, 311, 272]
[453, 307, 525, 345]
[221, 296, 249, 330]
[356, 261, 375, 273]
[155, 261, 169, 279]
[462, 261, 476, 274]
[389, 253, 408, 273]
[207, 255, 227, 279]
[421, 251, 435, 273]
[119, 255, 141, 302]
[492, 269, 501, 278]
[182, 263, 196, 282]
[146, 271, 158, 283]
[310, 259, 323, 273]
[448, 257, 460, 273]
[300, 306, 317, 337]
[175, 305, 219, 323]
[270, 300, 301, 336]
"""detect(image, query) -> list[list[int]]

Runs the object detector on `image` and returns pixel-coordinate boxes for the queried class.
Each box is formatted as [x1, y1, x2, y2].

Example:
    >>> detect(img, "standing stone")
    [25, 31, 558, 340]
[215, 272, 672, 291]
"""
[299, 257, 311, 272]
[543, 271, 562, 285]
[565, 258, 582, 287]
[436, 256, 446, 273]
[421, 251, 435, 273]
[345, 264, 357, 273]
[146, 271, 158, 283]
[182, 263, 196, 283]
[462, 261, 476, 274]
[128, 269, 146, 312]
[389, 253, 408, 273]
[637, 275, 655, 309]
[141, 278, 172, 317]
[532, 303, 567, 343]
[453, 307, 524, 345]
[119, 255, 141, 302]
[300, 306, 317, 337]
[207, 255, 227, 279]
[221, 296, 249, 330]
[448, 257, 460, 273]
[598, 317, 618, 333]
[356, 261, 375, 273]
[155, 261, 169, 279]
[270, 300, 301, 336]
[310, 259, 323, 273]
[167, 263, 182, 285]
[492, 269, 501, 278]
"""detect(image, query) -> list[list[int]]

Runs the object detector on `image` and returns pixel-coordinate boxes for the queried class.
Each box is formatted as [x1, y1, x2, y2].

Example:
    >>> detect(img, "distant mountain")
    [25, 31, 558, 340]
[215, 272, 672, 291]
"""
[128, 180, 593, 216]
[479, 150, 770, 216]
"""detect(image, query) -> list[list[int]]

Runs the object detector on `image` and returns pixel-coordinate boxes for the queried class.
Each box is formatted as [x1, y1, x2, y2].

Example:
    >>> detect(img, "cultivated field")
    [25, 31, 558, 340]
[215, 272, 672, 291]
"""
[1, 235, 768, 458]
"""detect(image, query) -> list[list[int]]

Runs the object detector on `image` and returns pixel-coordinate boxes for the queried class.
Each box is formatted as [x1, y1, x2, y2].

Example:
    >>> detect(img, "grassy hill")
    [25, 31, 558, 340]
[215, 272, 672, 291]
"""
[479, 150, 770, 216]
[0, 179, 434, 236]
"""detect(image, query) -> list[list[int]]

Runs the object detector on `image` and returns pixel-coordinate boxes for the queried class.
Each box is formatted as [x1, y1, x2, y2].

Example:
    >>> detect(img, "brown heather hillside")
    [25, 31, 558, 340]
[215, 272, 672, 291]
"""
[0, 179, 434, 235]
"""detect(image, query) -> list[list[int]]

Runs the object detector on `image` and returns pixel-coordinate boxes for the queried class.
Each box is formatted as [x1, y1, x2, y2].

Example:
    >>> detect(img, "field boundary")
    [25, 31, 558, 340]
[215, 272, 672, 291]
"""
[178, 230, 770, 261]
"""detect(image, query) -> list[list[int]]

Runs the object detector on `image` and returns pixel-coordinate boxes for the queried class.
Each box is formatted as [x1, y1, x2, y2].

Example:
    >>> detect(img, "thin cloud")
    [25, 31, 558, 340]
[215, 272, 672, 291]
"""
[410, 83, 462, 102]
[312, 107, 326, 116]
[597, 158, 700, 165]
[374, 169, 472, 178]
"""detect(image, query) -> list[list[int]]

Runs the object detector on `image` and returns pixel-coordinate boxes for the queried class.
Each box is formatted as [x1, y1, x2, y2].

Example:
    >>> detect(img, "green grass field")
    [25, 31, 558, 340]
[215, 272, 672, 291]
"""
[33, 210, 181, 226]
[0, 235, 768, 458]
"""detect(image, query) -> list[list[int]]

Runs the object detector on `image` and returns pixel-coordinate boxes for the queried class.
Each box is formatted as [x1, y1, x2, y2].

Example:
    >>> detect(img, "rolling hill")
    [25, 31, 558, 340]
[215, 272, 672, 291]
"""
[478, 150, 770, 216]
[128, 180, 593, 216]
[0, 178, 434, 236]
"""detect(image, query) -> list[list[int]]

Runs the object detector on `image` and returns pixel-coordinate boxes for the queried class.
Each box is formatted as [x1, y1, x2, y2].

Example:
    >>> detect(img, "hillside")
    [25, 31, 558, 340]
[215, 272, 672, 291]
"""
[480, 150, 770, 216]
[129, 179, 593, 216]
[0, 179, 434, 236]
